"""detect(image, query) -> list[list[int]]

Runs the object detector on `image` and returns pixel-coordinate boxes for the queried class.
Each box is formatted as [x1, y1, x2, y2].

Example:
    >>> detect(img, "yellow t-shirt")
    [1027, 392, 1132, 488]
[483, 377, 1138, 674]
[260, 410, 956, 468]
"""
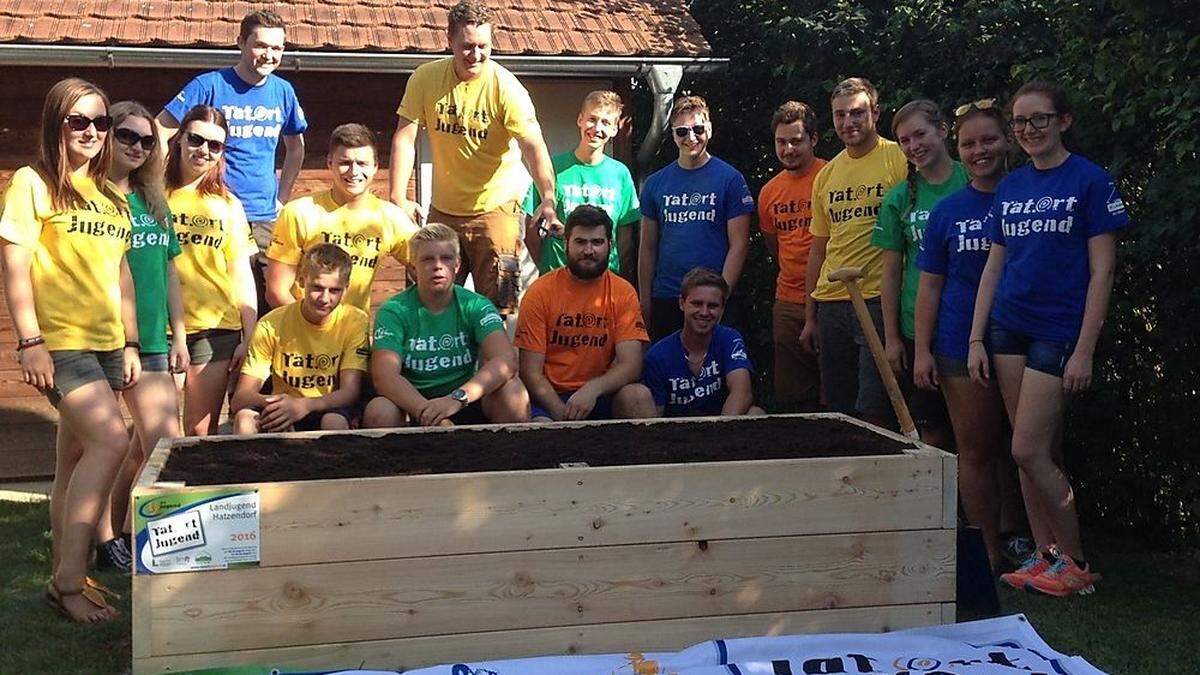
[809, 139, 908, 301]
[267, 190, 418, 313]
[169, 186, 259, 333]
[0, 166, 130, 350]
[241, 302, 370, 399]
[397, 58, 538, 216]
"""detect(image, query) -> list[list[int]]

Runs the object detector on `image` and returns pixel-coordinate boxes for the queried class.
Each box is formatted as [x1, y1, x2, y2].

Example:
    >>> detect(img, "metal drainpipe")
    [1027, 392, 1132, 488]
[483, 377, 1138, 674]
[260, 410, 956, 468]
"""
[635, 64, 683, 180]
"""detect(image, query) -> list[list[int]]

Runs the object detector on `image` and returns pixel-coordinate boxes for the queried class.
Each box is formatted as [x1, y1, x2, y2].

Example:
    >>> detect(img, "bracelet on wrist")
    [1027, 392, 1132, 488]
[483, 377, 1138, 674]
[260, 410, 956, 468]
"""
[16, 335, 45, 351]
[125, 341, 141, 351]
[969, 339, 984, 345]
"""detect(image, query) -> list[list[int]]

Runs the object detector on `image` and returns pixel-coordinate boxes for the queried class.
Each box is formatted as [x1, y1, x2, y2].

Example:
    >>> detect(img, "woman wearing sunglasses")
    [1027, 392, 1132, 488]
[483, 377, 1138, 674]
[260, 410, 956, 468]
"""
[89, 101, 189, 572]
[872, 100, 969, 450]
[912, 98, 1014, 571]
[968, 81, 1128, 596]
[165, 104, 259, 436]
[0, 78, 138, 623]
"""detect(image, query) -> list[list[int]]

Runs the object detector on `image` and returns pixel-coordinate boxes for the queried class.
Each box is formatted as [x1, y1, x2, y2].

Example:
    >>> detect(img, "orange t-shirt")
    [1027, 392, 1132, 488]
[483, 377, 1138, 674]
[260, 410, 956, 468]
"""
[515, 268, 649, 392]
[757, 158, 827, 304]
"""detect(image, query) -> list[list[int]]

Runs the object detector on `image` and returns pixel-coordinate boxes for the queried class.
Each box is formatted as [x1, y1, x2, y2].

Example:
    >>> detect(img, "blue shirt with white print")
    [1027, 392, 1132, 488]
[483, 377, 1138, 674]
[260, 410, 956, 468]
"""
[643, 325, 754, 417]
[917, 184, 994, 360]
[639, 157, 754, 298]
[983, 154, 1128, 342]
[164, 68, 308, 221]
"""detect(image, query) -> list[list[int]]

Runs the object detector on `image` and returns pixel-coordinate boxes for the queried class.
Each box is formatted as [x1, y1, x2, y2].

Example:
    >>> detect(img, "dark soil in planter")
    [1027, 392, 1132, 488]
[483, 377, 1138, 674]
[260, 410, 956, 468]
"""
[159, 416, 915, 485]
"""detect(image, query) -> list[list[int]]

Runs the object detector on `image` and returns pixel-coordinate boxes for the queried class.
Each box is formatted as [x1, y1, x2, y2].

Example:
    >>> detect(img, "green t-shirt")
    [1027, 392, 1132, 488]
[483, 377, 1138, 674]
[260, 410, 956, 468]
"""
[872, 162, 970, 338]
[522, 150, 640, 274]
[126, 192, 180, 354]
[371, 285, 506, 397]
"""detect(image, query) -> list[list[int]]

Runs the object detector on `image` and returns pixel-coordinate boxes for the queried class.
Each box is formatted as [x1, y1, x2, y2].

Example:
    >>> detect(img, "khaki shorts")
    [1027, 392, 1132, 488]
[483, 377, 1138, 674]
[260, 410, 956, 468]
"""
[428, 201, 522, 313]
[46, 348, 125, 407]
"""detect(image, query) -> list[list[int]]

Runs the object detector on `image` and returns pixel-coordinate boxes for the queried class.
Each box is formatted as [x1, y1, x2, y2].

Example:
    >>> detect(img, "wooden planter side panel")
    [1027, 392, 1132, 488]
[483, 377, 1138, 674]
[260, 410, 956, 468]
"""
[136, 529, 955, 656]
[134, 453, 945, 567]
[135, 603, 945, 674]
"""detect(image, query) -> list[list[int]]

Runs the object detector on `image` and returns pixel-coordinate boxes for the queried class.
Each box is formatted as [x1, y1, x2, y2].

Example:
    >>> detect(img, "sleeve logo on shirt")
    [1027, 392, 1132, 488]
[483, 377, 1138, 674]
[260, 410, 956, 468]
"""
[741, 195, 754, 205]
[481, 312, 503, 327]
[731, 339, 749, 362]
[373, 326, 395, 341]
[1106, 185, 1126, 215]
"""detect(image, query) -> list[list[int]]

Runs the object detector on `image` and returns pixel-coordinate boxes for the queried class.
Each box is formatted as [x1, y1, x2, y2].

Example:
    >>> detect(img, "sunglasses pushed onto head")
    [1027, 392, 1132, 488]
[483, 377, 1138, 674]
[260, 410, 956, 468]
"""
[953, 98, 998, 118]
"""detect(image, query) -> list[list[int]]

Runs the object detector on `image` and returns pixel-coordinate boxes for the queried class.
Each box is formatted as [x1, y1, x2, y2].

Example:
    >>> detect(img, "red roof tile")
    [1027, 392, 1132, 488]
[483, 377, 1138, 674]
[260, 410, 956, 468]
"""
[0, 0, 710, 57]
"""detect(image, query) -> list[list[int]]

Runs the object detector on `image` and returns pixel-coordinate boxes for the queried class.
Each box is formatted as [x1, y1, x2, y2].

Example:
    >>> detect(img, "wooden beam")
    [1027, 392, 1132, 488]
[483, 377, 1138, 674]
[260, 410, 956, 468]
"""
[139, 530, 955, 655]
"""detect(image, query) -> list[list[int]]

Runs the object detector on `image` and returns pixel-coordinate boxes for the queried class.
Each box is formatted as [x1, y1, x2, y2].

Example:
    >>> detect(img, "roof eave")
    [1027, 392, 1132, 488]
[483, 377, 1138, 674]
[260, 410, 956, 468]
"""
[0, 44, 727, 75]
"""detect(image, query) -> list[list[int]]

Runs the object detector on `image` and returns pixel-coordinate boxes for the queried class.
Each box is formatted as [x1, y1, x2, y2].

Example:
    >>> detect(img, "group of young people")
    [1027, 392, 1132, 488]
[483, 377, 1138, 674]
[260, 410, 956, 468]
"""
[0, 0, 1125, 626]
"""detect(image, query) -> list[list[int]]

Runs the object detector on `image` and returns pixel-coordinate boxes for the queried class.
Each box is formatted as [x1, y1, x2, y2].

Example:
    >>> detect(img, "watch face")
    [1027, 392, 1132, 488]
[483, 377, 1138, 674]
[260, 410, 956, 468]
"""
[451, 388, 468, 403]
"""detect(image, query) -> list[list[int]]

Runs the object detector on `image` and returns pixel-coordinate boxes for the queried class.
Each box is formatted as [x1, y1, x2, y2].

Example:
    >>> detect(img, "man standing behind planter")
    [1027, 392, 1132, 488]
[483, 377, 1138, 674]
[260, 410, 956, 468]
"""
[389, 0, 559, 314]
[265, 124, 418, 314]
[231, 245, 368, 433]
[364, 224, 529, 427]
[639, 96, 755, 342]
[759, 101, 826, 412]
[516, 205, 656, 422]
[800, 77, 907, 427]
[523, 90, 640, 277]
[642, 268, 765, 418]
[158, 10, 307, 311]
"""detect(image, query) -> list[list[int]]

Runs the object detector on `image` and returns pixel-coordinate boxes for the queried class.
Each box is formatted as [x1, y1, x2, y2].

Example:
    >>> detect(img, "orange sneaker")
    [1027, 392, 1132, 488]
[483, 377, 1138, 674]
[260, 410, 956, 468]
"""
[1024, 553, 1098, 597]
[999, 546, 1056, 590]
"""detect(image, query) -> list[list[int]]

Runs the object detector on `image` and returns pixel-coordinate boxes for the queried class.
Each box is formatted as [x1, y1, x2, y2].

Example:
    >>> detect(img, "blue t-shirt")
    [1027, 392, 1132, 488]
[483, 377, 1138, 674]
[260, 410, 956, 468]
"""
[916, 184, 994, 360]
[640, 157, 754, 298]
[984, 154, 1128, 342]
[642, 325, 754, 417]
[164, 68, 308, 221]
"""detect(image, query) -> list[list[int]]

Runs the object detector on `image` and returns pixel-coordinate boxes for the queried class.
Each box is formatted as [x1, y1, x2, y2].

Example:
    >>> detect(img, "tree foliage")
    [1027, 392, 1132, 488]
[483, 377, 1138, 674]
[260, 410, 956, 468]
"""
[676, 0, 1200, 547]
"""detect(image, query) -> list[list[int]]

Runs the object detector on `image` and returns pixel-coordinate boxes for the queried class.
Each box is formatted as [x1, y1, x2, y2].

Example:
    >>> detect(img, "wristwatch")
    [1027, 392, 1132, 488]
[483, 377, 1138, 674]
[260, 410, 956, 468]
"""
[449, 388, 469, 407]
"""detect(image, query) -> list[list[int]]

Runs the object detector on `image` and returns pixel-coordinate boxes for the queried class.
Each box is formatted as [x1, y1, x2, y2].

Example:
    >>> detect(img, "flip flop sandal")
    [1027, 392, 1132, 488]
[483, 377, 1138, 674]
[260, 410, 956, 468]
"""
[84, 576, 122, 600]
[45, 581, 112, 623]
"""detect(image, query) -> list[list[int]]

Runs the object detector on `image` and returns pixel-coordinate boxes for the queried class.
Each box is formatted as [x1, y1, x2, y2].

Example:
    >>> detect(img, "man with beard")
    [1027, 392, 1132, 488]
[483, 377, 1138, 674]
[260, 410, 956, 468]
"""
[523, 90, 640, 277]
[642, 268, 764, 417]
[363, 223, 530, 427]
[759, 101, 826, 411]
[516, 205, 655, 422]
[801, 77, 907, 427]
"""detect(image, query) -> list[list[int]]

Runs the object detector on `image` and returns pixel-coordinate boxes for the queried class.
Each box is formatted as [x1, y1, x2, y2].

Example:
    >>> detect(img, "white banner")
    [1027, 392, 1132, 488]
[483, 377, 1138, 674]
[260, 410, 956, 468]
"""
[395, 615, 1105, 675]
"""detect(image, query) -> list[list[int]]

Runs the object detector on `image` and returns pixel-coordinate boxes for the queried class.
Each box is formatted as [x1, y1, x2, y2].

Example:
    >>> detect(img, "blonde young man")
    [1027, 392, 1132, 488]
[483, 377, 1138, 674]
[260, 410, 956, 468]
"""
[801, 77, 908, 426]
[638, 96, 754, 342]
[523, 90, 640, 277]
[364, 224, 529, 427]
[232, 245, 369, 433]
[388, 0, 558, 314]
[266, 124, 417, 314]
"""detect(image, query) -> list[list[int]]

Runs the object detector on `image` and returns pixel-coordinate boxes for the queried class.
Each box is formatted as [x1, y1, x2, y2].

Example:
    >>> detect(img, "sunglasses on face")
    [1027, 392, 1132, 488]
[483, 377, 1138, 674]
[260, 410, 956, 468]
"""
[672, 124, 707, 138]
[114, 128, 156, 151]
[64, 114, 113, 133]
[185, 132, 225, 154]
[954, 98, 998, 118]
[1008, 112, 1060, 131]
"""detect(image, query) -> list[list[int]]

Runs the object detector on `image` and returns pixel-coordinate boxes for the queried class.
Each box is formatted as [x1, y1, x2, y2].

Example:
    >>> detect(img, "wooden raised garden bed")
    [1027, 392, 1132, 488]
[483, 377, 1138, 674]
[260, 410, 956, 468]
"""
[131, 413, 957, 674]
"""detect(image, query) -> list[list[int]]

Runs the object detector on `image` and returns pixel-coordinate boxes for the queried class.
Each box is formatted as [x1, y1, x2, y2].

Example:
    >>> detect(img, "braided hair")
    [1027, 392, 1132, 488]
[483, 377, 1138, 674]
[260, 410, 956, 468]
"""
[891, 99, 948, 221]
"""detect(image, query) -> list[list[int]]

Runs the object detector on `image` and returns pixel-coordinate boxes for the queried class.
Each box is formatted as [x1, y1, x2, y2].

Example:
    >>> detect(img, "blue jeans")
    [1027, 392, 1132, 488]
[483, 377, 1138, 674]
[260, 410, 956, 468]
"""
[816, 298, 892, 422]
[988, 324, 1076, 377]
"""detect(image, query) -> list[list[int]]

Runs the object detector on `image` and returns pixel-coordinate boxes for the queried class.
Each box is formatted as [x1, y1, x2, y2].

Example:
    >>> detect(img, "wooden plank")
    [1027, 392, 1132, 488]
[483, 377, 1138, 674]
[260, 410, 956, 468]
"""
[134, 603, 943, 674]
[940, 601, 956, 624]
[154, 451, 944, 566]
[140, 530, 955, 655]
[942, 454, 959, 530]
[0, 443, 56, 480]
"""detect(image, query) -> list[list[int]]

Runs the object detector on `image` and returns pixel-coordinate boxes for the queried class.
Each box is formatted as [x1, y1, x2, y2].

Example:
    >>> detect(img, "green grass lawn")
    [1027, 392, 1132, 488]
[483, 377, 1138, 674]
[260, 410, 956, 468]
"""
[2, 499, 1197, 674]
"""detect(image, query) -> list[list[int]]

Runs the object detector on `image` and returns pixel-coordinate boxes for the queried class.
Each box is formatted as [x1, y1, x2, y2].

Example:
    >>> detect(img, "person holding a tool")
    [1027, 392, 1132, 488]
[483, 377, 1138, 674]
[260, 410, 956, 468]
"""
[388, 0, 558, 315]
[522, 91, 640, 278]
[801, 78, 908, 428]
[969, 81, 1127, 597]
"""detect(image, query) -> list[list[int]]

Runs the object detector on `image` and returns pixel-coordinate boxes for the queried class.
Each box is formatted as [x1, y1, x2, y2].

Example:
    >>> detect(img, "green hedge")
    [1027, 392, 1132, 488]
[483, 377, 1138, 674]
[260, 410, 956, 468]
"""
[663, 0, 1199, 548]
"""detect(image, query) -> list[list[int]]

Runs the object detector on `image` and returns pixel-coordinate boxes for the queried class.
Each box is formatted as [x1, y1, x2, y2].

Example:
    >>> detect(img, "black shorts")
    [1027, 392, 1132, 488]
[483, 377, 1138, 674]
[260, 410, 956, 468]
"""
[902, 337, 951, 428]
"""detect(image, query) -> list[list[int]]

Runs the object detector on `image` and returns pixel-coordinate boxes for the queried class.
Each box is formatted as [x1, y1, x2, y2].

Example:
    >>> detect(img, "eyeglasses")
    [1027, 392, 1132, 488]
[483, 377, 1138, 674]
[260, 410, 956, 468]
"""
[672, 124, 707, 138]
[954, 98, 997, 118]
[114, 128, 156, 151]
[185, 132, 226, 154]
[64, 114, 113, 133]
[1008, 112, 1059, 131]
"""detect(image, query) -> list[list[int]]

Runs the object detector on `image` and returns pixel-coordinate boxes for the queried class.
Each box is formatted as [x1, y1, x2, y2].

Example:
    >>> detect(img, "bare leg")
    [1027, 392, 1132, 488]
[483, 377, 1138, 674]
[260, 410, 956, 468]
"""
[232, 409, 261, 435]
[480, 377, 531, 423]
[942, 374, 1005, 568]
[183, 360, 232, 436]
[993, 354, 1054, 549]
[320, 413, 350, 430]
[53, 380, 129, 622]
[50, 424, 84, 572]
[1009, 368, 1084, 560]
[362, 396, 404, 429]
[612, 383, 656, 419]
